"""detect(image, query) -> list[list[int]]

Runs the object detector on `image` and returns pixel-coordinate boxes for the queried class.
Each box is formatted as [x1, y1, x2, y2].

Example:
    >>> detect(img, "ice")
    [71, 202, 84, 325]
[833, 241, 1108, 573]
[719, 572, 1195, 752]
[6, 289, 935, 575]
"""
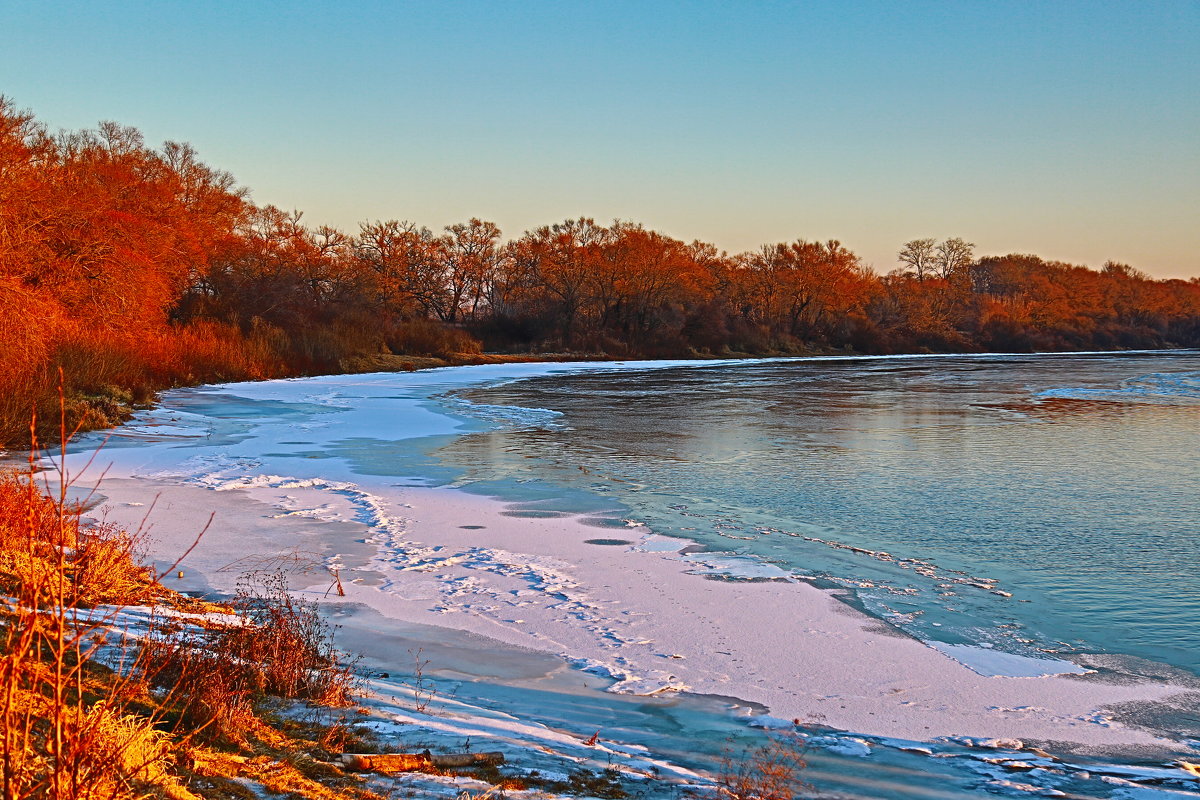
[926, 642, 1089, 677]
[983, 778, 1066, 796]
[812, 736, 873, 757]
[1035, 371, 1200, 405]
[1109, 789, 1200, 800]
[42, 356, 1200, 797]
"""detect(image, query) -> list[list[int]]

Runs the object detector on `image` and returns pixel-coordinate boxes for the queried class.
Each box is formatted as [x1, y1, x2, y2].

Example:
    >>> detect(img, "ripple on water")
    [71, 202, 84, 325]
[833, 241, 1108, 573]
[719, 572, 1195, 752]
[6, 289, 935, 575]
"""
[439, 352, 1200, 677]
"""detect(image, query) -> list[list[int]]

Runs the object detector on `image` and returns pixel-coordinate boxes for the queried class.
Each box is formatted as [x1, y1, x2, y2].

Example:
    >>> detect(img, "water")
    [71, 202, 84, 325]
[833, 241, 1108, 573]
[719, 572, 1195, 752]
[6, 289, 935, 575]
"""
[439, 352, 1200, 678]
[65, 352, 1200, 797]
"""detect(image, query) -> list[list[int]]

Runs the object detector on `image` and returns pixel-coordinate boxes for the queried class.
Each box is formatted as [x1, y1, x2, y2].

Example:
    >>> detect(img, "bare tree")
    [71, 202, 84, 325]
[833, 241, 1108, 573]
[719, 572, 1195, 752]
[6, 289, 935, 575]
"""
[898, 238, 937, 280]
[934, 237, 975, 280]
[443, 218, 502, 321]
[355, 220, 445, 318]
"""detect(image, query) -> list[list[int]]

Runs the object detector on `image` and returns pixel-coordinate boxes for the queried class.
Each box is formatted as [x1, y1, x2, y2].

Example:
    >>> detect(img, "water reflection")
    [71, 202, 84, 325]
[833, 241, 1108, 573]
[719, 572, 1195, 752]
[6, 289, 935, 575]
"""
[438, 352, 1200, 676]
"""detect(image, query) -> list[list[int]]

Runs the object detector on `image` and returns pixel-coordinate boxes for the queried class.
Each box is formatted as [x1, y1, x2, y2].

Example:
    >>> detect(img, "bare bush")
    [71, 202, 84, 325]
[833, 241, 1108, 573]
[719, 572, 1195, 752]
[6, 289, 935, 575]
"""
[141, 570, 356, 742]
[384, 318, 482, 358]
[717, 733, 809, 800]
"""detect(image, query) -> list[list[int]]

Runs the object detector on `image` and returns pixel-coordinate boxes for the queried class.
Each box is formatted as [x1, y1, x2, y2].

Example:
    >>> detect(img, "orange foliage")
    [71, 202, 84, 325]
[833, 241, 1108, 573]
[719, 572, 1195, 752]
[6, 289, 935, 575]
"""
[2, 95, 1198, 445]
[0, 98, 283, 444]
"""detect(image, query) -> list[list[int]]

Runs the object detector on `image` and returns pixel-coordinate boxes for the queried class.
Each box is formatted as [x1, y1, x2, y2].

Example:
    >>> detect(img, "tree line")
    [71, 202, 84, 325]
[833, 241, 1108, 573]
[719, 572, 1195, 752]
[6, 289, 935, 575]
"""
[3, 98, 1199, 442]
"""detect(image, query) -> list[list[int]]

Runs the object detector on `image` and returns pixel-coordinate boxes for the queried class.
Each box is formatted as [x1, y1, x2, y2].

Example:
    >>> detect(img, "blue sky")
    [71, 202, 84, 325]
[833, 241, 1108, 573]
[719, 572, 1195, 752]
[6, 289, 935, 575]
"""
[4, 0, 1197, 277]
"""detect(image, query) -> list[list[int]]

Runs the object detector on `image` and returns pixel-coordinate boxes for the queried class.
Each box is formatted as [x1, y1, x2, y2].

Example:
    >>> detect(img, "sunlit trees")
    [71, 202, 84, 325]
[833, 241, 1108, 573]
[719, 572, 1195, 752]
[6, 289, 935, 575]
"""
[2, 96, 1199, 445]
[591, 222, 712, 350]
[514, 217, 607, 348]
[0, 98, 281, 440]
[777, 239, 871, 340]
[727, 239, 872, 348]
[442, 218, 503, 322]
[355, 219, 445, 319]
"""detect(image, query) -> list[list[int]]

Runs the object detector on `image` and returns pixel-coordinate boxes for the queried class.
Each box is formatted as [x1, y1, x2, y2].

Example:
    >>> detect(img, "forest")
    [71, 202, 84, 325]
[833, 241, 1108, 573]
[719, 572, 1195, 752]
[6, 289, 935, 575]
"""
[3, 97, 1199, 444]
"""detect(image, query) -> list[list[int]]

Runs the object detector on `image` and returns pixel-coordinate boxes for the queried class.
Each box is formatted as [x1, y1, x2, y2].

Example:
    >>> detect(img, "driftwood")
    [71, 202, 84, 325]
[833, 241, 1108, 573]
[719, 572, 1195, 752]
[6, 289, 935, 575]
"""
[340, 751, 505, 772]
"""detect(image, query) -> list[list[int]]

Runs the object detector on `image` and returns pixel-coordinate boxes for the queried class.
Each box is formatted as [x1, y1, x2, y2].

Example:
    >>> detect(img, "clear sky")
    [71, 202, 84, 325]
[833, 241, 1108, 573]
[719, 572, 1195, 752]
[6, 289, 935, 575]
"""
[4, 0, 1198, 277]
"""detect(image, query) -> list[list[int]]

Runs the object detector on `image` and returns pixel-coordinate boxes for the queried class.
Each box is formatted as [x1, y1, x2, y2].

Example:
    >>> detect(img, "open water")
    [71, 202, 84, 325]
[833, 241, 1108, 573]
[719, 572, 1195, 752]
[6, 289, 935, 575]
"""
[441, 351, 1200, 679]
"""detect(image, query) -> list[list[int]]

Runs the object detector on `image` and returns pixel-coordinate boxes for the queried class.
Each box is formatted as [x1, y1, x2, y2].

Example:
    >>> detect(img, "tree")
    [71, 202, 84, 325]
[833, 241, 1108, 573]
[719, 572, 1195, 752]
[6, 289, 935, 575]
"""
[897, 238, 937, 281]
[732, 240, 870, 344]
[355, 220, 444, 318]
[518, 218, 608, 347]
[934, 237, 974, 281]
[778, 239, 869, 340]
[442, 218, 502, 321]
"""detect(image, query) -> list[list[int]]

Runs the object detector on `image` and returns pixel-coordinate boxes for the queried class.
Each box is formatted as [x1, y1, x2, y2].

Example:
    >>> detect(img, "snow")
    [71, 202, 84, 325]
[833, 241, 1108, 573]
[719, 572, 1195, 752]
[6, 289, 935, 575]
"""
[36, 358, 1200, 797]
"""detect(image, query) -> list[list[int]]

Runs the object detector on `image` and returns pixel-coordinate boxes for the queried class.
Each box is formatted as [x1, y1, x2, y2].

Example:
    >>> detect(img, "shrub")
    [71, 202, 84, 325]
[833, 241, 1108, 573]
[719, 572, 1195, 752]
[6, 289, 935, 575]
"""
[224, 571, 357, 704]
[0, 464, 182, 799]
[141, 571, 356, 742]
[717, 734, 809, 800]
[384, 318, 482, 358]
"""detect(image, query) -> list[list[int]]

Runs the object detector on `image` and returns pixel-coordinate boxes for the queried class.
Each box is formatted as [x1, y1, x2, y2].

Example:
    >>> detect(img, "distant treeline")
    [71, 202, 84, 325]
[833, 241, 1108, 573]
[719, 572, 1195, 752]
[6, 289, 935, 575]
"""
[3, 98, 1199, 443]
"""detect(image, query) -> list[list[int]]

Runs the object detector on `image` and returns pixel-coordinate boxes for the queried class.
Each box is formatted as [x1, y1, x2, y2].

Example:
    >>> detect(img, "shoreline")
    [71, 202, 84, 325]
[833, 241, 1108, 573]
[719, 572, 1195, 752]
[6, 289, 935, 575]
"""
[89, 473, 1193, 754]
[45, 355, 1200, 794]
[73, 472, 1200, 797]
[10, 346, 1195, 455]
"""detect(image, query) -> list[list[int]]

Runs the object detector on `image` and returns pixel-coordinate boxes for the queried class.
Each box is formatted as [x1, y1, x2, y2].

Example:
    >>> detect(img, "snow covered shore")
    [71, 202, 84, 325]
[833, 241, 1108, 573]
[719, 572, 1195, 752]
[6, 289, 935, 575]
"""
[55, 360, 1200, 796]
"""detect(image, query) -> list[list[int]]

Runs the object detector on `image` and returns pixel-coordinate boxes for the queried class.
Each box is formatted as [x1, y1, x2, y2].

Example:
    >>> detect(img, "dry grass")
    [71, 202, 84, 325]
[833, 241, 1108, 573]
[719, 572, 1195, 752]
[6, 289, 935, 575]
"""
[382, 318, 482, 359]
[0, 414, 367, 799]
[0, 319, 288, 449]
[140, 570, 357, 744]
[717, 734, 810, 800]
[0, 473, 160, 610]
[0, 435, 183, 799]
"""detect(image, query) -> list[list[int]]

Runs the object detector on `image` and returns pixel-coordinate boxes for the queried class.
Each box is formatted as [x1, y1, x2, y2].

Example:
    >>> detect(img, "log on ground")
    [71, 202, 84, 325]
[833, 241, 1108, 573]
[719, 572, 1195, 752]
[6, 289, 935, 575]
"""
[340, 751, 505, 772]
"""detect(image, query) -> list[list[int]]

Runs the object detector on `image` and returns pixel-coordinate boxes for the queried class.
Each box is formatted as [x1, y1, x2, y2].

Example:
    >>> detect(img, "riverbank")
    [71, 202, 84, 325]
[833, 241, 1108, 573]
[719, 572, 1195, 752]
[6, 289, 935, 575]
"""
[51, 358, 1200, 797]
[3, 459, 683, 800]
[84, 471, 1198, 750]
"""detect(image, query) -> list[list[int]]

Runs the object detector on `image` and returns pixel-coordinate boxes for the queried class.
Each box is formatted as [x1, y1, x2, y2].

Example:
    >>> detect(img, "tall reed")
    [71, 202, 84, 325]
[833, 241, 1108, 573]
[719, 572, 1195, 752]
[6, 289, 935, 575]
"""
[0, 408, 185, 799]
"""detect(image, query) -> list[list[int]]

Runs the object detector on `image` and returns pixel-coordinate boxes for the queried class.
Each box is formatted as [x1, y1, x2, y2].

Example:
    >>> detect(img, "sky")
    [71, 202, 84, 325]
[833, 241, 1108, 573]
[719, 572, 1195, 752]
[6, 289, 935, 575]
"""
[3, 0, 1198, 278]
